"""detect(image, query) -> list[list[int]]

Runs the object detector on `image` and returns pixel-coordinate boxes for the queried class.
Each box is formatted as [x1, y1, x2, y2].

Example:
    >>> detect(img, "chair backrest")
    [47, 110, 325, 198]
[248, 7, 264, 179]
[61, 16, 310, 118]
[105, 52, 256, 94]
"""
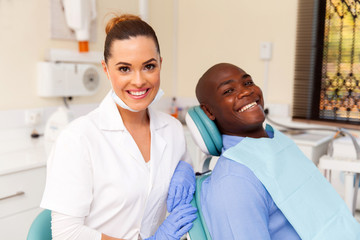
[185, 106, 222, 156]
[27, 209, 52, 240]
[188, 172, 212, 240]
[186, 106, 223, 240]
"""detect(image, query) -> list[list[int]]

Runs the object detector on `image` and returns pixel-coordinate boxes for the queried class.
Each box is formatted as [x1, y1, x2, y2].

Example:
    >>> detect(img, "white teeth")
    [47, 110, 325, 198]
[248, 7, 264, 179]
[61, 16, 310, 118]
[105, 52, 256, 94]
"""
[239, 102, 257, 112]
[129, 90, 147, 96]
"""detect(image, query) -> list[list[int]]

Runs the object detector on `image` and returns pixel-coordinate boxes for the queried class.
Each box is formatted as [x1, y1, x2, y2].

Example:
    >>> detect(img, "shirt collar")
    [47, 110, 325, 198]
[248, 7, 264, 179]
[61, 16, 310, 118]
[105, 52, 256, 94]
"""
[221, 125, 274, 152]
[222, 135, 245, 152]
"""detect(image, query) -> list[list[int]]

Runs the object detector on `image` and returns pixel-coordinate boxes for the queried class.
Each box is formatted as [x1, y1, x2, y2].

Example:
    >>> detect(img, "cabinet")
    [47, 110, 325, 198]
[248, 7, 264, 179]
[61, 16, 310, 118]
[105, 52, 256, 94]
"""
[0, 166, 46, 239]
[0, 128, 47, 240]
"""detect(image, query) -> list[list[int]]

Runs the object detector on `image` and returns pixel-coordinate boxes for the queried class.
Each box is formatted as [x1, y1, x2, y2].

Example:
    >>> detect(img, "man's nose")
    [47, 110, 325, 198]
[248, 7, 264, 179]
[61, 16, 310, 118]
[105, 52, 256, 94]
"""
[237, 88, 253, 99]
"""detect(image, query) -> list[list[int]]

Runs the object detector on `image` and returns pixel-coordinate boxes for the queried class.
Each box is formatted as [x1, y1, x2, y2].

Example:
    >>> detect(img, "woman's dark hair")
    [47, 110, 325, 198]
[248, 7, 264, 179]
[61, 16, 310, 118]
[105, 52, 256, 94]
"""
[104, 14, 161, 63]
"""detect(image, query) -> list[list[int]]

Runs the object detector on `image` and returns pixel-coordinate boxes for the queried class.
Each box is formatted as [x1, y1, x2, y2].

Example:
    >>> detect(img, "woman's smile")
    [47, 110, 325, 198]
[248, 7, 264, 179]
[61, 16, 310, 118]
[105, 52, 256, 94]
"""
[127, 88, 150, 99]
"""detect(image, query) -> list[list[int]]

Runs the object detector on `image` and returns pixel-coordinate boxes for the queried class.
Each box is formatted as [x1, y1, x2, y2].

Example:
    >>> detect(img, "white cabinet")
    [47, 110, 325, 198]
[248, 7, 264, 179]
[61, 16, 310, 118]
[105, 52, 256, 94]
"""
[0, 206, 44, 239]
[0, 166, 46, 239]
[0, 128, 47, 240]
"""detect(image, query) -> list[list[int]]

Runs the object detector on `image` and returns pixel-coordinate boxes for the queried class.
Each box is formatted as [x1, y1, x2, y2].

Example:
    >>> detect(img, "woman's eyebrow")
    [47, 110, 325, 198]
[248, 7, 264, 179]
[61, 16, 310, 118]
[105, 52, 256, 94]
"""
[217, 79, 235, 90]
[143, 58, 157, 65]
[114, 58, 156, 66]
[115, 61, 131, 66]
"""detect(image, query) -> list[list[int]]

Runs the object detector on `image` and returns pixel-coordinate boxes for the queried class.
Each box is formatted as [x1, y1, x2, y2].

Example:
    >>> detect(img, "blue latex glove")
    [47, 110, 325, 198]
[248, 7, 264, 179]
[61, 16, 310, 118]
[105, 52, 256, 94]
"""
[167, 161, 196, 213]
[145, 203, 197, 240]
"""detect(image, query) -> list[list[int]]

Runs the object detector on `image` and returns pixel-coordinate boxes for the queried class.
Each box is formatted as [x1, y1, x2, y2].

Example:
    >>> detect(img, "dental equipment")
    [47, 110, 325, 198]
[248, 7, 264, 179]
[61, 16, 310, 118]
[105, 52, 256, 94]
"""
[62, 0, 97, 52]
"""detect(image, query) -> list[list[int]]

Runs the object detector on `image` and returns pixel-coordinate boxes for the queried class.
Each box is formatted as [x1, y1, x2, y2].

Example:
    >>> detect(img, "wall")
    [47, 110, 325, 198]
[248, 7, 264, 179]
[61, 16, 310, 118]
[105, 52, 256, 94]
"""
[0, 0, 298, 110]
[175, 0, 298, 105]
[0, 0, 139, 110]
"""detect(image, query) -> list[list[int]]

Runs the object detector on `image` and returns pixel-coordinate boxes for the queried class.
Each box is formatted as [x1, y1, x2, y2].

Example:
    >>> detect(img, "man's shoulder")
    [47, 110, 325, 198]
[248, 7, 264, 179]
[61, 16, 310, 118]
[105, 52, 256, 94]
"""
[212, 156, 258, 181]
[203, 157, 266, 199]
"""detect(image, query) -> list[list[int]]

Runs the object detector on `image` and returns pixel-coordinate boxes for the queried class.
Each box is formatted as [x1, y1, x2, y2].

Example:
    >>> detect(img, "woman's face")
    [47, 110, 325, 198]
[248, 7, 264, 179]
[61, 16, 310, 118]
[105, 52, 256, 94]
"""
[102, 36, 161, 112]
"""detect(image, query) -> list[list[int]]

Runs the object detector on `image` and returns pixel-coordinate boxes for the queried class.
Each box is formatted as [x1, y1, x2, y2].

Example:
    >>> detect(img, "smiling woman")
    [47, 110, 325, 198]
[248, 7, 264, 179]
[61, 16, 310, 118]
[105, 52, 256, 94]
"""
[103, 36, 162, 114]
[39, 13, 197, 240]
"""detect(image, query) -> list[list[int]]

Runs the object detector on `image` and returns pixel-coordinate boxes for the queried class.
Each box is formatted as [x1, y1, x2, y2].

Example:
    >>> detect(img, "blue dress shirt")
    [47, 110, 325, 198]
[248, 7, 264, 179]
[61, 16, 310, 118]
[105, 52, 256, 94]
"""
[201, 133, 301, 240]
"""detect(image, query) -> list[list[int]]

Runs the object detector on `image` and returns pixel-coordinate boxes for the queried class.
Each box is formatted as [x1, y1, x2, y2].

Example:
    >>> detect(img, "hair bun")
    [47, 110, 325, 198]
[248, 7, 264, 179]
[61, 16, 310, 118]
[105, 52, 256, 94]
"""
[105, 14, 142, 34]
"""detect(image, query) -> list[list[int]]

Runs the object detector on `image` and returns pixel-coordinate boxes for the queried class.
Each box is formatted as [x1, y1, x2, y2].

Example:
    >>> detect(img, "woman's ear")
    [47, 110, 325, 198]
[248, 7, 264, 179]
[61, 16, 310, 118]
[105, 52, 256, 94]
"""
[101, 60, 110, 79]
[200, 104, 216, 121]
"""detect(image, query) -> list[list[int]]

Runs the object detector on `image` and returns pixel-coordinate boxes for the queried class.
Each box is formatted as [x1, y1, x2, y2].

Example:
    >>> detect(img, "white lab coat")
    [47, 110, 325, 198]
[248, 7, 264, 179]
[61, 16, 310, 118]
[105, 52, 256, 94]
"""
[41, 92, 191, 240]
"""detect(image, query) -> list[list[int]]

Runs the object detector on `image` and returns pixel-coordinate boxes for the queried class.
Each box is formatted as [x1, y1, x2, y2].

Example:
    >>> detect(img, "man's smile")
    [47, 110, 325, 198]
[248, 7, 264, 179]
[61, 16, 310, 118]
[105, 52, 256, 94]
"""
[238, 102, 258, 112]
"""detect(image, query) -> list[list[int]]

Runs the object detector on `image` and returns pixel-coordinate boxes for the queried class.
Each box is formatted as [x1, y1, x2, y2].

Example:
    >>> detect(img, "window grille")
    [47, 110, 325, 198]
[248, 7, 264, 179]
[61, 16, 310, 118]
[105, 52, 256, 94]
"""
[293, 0, 360, 128]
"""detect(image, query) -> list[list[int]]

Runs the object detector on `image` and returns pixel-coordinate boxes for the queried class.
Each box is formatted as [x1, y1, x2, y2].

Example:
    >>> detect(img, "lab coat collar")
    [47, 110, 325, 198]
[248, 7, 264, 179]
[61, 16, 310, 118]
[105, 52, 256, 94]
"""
[147, 107, 168, 131]
[98, 91, 168, 131]
[98, 91, 126, 131]
[98, 91, 168, 171]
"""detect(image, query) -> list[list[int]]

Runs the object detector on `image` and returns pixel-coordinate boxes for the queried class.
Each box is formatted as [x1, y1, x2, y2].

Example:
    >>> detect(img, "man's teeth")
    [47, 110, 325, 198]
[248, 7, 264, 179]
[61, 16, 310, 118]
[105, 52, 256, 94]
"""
[239, 102, 257, 112]
[129, 90, 147, 96]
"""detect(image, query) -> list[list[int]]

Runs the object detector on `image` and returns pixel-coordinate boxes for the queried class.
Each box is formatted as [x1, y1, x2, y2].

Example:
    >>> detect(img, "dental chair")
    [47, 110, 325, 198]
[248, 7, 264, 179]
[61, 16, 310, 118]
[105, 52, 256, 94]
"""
[26, 209, 52, 240]
[185, 106, 222, 240]
[185, 107, 360, 240]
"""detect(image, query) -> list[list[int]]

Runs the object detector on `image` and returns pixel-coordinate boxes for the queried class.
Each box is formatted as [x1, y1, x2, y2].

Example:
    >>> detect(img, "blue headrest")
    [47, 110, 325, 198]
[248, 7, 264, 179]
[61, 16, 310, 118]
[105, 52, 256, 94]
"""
[185, 106, 222, 156]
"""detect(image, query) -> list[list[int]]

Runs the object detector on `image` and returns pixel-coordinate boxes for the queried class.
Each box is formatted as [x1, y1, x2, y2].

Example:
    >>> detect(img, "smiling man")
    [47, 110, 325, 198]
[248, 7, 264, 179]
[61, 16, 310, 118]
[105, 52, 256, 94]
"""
[195, 63, 360, 240]
[196, 63, 267, 138]
[196, 63, 300, 239]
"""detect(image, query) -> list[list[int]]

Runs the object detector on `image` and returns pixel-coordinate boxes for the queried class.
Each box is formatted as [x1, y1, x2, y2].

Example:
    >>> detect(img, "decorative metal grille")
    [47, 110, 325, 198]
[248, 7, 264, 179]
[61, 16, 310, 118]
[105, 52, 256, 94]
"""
[319, 0, 360, 122]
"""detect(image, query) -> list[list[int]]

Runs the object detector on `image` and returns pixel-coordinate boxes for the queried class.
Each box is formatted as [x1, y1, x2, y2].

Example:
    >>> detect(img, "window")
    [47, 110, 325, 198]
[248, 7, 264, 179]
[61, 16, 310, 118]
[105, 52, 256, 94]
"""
[293, 0, 360, 129]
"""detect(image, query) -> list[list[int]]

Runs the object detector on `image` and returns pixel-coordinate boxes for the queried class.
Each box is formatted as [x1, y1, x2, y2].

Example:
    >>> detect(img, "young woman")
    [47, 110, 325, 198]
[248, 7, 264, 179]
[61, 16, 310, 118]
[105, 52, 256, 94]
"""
[41, 14, 196, 240]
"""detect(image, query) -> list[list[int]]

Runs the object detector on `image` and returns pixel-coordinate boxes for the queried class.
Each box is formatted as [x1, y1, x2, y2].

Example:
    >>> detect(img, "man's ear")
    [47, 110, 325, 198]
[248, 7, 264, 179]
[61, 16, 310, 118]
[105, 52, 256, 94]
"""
[200, 104, 216, 121]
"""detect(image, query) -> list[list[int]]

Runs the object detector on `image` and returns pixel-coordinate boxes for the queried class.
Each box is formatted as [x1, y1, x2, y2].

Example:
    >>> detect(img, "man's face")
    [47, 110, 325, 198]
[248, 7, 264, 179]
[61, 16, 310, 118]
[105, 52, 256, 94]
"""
[202, 65, 265, 136]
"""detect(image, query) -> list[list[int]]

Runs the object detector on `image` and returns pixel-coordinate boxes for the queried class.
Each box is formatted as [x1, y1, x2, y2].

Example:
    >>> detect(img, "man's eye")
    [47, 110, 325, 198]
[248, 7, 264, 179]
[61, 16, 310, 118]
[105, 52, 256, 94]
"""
[118, 66, 130, 73]
[223, 88, 234, 95]
[245, 80, 254, 86]
[145, 64, 155, 70]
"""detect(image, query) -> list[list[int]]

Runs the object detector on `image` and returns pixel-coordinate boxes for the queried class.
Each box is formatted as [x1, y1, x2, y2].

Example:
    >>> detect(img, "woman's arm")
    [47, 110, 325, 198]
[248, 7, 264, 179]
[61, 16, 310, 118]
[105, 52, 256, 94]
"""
[52, 204, 196, 240]
[51, 211, 125, 240]
[167, 161, 196, 213]
[101, 234, 125, 240]
[144, 204, 197, 240]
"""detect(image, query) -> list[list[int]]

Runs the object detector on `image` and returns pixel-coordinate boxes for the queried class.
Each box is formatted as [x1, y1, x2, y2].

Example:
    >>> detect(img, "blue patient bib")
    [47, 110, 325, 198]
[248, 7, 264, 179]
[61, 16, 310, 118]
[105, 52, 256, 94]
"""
[223, 125, 360, 240]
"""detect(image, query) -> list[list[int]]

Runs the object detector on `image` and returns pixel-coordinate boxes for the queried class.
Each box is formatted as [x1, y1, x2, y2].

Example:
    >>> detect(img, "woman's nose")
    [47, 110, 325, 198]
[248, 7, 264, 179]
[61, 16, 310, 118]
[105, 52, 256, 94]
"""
[132, 71, 146, 87]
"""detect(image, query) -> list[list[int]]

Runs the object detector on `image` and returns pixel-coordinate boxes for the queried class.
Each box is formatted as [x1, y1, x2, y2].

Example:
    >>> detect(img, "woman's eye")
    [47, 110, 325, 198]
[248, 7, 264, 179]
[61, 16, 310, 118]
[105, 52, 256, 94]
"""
[145, 64, 155, 70]
[118, 66, 130, 73]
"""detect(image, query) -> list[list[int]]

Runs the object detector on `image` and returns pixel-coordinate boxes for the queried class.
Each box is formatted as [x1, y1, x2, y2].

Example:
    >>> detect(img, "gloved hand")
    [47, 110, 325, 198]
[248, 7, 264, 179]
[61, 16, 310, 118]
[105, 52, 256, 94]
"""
[145, 203, 197, 240]
[167, 161, 196, 213]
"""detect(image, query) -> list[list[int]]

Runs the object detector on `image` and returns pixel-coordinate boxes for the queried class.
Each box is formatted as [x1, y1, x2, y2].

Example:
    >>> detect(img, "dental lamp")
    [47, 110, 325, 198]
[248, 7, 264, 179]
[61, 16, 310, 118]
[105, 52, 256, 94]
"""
[62, 0, 97, 52]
